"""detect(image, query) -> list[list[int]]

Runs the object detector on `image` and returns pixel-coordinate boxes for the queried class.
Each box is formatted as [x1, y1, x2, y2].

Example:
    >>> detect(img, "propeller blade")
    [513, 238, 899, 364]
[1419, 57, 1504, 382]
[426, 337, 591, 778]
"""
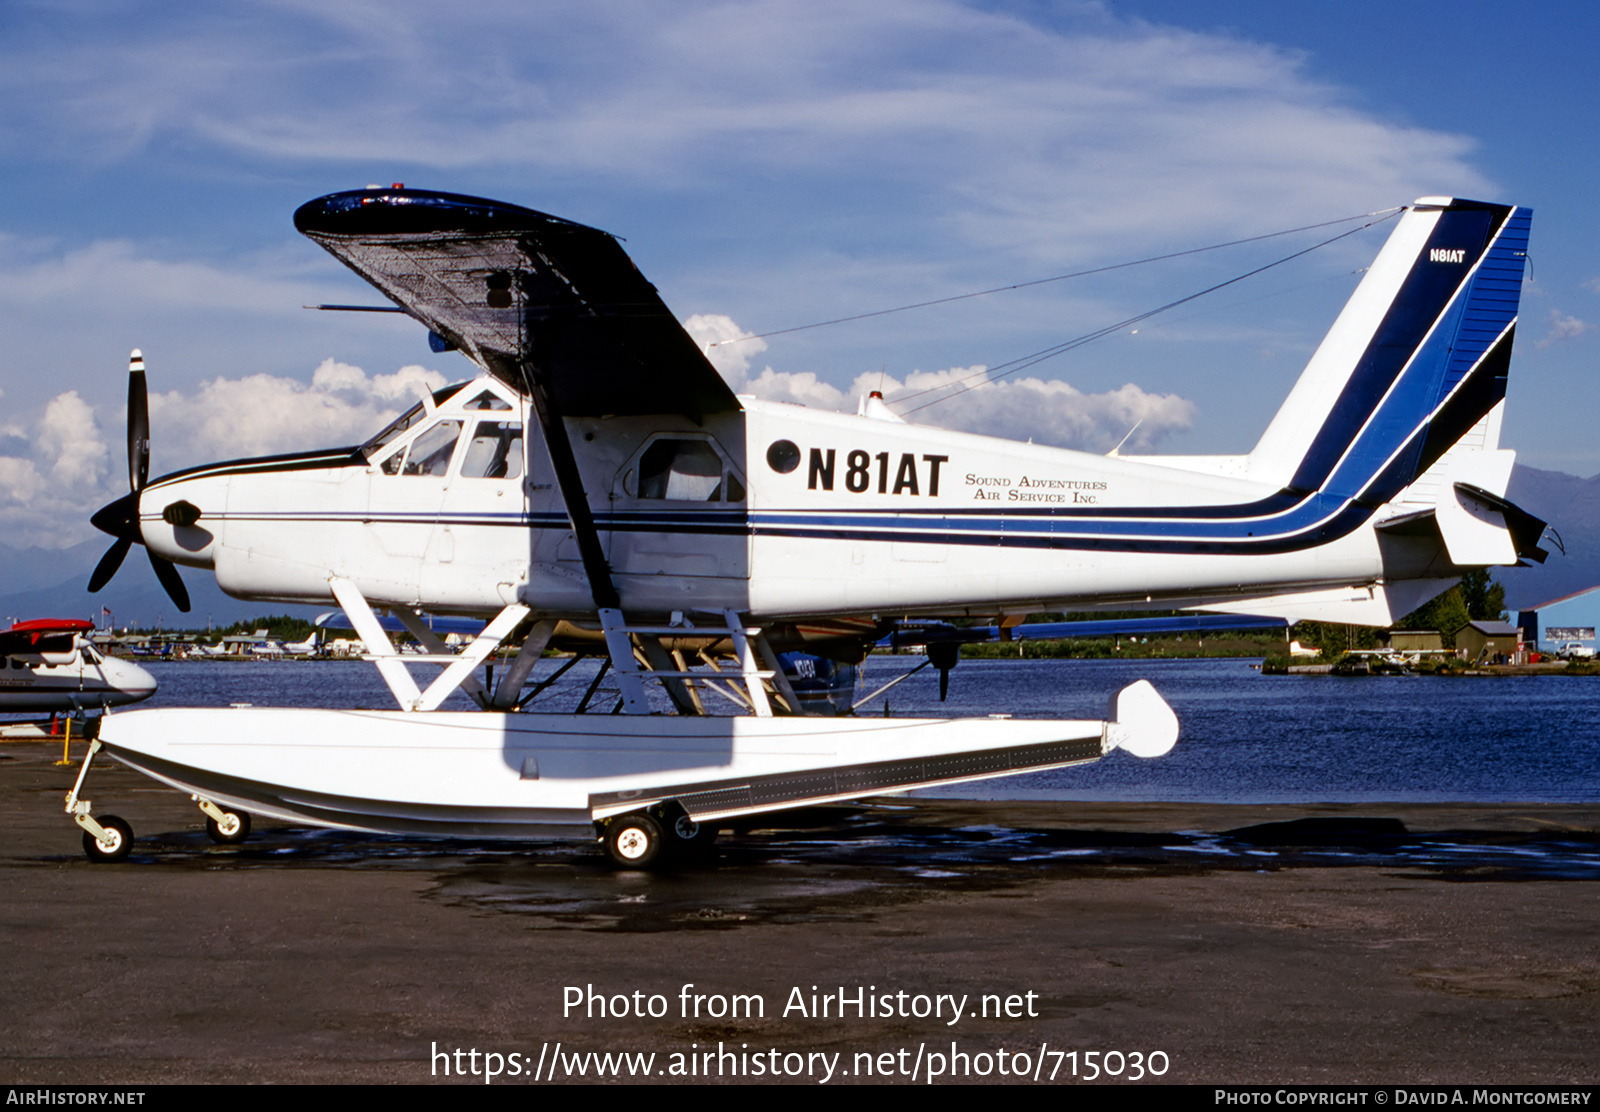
[87, 538, 133, 593]
[89, 490, 140, 542]
[128, 349, 149, 493]
[86, 352, 159, 599]
[146, 551, 191, 613]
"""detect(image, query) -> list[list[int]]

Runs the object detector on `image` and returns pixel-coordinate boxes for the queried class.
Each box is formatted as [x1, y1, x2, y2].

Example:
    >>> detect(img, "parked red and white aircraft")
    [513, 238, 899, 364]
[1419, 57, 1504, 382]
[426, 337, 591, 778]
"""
[0, 619, 155, 713]
[65, 189, 1542, 865]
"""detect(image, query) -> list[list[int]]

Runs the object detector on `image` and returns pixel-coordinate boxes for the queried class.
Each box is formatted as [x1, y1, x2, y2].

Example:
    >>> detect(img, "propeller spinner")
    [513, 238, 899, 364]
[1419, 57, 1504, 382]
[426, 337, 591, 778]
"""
[87, 350, 191, 612]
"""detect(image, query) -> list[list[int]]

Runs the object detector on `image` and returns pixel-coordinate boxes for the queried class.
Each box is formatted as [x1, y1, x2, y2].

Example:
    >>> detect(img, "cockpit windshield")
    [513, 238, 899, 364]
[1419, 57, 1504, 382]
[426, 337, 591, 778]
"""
[360, 383, 469, 462]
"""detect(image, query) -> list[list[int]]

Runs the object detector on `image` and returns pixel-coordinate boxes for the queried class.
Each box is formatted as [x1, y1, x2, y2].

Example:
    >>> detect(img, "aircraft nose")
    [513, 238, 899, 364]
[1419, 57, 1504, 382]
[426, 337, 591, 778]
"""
[110, 658, 159, 703]
[87, 487, 193, 610]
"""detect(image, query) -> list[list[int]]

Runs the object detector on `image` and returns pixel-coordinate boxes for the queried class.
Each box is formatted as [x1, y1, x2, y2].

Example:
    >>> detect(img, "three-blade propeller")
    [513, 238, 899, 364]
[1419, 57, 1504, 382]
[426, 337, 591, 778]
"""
[87, 351, 191, 612]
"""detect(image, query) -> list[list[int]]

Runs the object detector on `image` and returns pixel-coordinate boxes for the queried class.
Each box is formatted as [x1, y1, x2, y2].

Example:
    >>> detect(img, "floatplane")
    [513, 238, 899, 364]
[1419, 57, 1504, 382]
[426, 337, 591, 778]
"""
[63, 188, 1545, 865]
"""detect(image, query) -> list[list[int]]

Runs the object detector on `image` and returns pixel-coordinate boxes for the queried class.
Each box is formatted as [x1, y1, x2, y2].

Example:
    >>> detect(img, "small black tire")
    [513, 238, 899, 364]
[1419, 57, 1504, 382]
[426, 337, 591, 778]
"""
[83, 815, 133, 863]
[205, 808, 251, 844]
[604, 813, 665, 869]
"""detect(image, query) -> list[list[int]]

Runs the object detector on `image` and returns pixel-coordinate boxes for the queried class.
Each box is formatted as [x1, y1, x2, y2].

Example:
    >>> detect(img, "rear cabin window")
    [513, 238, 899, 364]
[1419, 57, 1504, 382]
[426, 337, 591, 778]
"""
[635, 439, 744, 502]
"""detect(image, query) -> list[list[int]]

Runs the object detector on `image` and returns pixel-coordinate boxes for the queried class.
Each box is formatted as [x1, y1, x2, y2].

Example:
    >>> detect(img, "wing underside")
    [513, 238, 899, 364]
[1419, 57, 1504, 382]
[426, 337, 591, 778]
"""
[294, 188, 740, 421]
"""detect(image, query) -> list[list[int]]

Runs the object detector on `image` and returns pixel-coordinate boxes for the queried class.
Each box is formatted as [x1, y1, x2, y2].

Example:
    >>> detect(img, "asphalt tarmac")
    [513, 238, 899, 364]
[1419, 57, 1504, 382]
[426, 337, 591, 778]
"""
[2, 737, 1598, 1085]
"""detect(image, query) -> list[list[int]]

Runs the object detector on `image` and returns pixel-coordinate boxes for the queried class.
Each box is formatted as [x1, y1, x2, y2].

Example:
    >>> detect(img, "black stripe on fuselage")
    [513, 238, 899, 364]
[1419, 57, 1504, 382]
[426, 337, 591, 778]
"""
[747, 501, 1373, 557]
[144, 446, 365, 489]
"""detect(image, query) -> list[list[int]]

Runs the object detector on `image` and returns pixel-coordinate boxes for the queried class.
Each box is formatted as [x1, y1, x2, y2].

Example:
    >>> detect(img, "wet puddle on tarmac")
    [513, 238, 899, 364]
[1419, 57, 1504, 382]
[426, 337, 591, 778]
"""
[59, 806, 1600, 932]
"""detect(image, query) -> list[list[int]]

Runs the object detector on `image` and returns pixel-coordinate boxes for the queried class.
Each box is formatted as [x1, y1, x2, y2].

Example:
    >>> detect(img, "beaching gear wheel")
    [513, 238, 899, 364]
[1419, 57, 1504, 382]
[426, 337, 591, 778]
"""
[82, 815, 133, 863]
[205, 808, 251, 844]
[605, 813, 664, 868]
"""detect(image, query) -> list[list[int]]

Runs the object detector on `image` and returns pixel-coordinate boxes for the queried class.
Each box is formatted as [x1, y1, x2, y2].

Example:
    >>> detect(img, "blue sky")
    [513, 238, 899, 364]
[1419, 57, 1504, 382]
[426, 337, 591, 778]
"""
[1, 0, 1595, 548]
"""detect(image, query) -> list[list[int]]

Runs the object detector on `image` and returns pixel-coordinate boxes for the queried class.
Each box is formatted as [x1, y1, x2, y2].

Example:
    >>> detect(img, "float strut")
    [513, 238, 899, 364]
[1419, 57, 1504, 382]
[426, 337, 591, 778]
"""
[193, 796, 231, 826]
[63, 738, 114, 846]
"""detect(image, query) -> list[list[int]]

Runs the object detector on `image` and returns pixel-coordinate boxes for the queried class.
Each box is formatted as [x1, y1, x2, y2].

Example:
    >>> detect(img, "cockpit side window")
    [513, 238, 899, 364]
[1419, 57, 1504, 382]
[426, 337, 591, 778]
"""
[399, 420, 464, 477]
[460, 421, 524, 479]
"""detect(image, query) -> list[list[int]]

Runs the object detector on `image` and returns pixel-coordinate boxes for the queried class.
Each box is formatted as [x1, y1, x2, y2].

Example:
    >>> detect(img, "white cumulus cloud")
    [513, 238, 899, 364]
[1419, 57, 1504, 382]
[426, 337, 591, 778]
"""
[0, 390, 112, 548]
[147, 360, 447, 463]
[1536, 310, 1591, 350]
[37, 391, 110, 488]
[711, 312, 1197, 451]
[685, 313, 768, 390]
[744, 369, 857, 411]
[865, 368, 1196, 453]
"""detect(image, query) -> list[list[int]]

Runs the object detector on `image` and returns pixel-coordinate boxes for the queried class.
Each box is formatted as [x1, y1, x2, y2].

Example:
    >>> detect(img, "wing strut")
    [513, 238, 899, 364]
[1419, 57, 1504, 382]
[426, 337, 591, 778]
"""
[490, 341, 621, 613]
[329, 577, 531, 712]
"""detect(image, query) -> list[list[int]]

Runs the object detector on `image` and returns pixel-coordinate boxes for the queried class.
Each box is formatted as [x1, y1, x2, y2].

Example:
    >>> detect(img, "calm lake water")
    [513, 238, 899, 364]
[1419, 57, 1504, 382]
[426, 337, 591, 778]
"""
[98, 655, 1600, 804]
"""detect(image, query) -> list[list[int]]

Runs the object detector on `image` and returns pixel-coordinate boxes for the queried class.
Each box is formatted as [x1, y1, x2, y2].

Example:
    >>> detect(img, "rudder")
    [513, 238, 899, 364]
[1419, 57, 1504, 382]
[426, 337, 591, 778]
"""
[1248, 198, 1529, 506]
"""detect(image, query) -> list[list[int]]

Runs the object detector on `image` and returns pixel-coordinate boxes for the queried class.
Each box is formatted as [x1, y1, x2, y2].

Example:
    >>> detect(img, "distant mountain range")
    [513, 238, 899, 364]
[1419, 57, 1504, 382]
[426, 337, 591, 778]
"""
[1500, 466, 1600, 610]
[2, 464, 1594, 629]
[0, 538, 323, 630]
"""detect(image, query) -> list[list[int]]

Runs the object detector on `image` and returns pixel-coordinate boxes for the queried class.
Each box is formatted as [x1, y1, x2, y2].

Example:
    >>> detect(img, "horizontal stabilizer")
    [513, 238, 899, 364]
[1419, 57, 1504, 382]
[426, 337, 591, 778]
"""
[1451, 483, 1549, 565]
[1202, 580, 1459, 627]
[1436, 484, 1516, 566]
[1382, 480, 1549, 568]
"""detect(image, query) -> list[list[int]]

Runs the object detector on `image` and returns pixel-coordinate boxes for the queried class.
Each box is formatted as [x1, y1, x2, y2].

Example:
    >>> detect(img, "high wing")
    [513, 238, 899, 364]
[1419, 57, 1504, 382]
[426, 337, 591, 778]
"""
[1, 619, 95, 657]
[294, 188, 740, 422]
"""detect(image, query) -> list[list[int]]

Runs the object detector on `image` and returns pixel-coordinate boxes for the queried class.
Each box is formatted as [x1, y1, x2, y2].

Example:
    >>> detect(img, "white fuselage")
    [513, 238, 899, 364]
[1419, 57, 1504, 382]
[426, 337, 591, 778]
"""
[130, 374, 1452, 625]
[0, 644, 156, 712]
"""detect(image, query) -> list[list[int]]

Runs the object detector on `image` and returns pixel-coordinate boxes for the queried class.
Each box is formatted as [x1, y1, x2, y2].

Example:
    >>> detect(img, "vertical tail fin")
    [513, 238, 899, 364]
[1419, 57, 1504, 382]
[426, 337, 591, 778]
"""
[1247, 197, 1530, 505]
